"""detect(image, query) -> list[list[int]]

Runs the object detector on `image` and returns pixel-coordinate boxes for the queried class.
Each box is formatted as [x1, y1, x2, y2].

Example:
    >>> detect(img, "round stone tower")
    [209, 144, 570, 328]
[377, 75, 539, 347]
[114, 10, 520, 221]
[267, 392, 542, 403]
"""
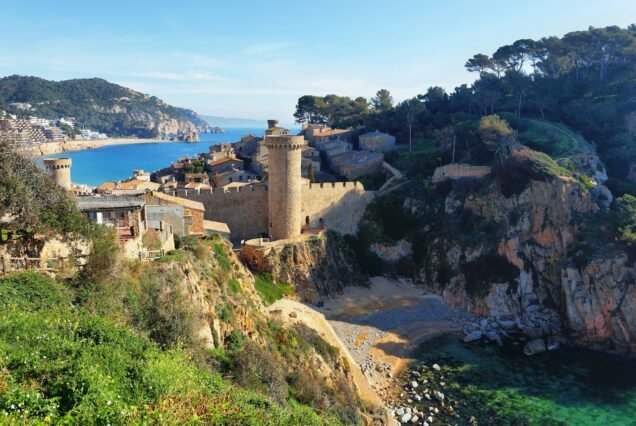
[264, 134, 306, 240]
[43, 158, 72, 191]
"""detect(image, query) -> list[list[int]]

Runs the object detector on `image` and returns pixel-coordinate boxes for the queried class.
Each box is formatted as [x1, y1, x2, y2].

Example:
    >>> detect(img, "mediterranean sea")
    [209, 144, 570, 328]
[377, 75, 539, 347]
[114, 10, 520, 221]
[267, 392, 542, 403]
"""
[413, 334, 636, 425]
[44, 127, 296, 186]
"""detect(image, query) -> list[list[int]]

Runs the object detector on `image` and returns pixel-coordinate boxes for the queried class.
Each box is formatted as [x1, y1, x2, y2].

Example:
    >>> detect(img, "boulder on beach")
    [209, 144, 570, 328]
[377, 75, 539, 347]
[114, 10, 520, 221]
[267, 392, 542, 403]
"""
[463, 330, 483, 342]
[524, 338, 547, 355]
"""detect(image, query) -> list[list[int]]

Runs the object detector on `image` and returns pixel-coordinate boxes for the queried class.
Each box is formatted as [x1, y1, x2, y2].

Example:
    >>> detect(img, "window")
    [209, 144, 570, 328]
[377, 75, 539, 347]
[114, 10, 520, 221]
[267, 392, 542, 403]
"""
[305, 216, 310, 225]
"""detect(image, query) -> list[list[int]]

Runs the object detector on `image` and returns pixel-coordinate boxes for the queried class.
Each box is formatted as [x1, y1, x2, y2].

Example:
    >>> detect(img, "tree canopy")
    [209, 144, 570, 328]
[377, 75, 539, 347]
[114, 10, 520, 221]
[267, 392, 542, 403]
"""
[293, 24, 636, 195]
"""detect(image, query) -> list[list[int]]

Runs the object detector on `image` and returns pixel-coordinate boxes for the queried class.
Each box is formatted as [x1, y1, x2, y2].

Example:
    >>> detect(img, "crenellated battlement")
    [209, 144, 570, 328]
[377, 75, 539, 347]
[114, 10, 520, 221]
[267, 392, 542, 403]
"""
[307, 181, 363, 190]
[169, 184, 268, 198]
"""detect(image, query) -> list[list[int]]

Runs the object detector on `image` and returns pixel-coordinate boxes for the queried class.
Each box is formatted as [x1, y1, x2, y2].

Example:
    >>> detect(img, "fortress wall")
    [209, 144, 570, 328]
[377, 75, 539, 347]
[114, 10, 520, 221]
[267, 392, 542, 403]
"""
[432, 164, 492, 183]
[301, 182, 375, 235]
[170, 186, 268, 240]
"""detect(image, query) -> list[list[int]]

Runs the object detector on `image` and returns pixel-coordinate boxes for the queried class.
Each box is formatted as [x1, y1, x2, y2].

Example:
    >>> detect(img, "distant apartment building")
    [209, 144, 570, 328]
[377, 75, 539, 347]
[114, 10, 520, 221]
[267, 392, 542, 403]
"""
[43, 127, 66, 142]
[8, 102, 32, 111]
[79, 129, 108, 140]
[29, 117, 52, 127]
[59, 117, 75, 127]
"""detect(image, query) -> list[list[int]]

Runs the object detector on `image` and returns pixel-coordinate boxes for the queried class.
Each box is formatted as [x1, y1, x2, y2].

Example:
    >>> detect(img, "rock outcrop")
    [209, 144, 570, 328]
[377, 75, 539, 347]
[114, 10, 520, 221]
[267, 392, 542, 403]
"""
[390, 148, 636, 356]
[242, 232, 365, 303]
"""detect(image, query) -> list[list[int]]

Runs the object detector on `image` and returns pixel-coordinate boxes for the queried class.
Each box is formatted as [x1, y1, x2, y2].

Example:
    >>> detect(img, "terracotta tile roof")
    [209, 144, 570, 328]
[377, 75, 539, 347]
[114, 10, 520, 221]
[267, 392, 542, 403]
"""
[203, 220, 230, 234]
[208, 156, 242, 167]
[147, 191, 205, 212]
[122, 180, 161, 191]
[220, 181, 252, 189]
[96, 181, 117, 191]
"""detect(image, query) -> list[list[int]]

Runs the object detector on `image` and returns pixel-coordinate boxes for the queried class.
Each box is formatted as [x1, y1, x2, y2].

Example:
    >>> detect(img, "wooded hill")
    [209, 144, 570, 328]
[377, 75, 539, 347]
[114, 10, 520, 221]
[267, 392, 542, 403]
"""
[0, 75, 212, 138]
[294, 24, 636, 195]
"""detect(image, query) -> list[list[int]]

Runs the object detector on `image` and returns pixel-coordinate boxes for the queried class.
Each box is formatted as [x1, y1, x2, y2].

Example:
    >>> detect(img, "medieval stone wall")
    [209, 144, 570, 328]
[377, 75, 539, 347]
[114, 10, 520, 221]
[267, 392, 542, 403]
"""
[171, 187, 269, 240]
[301, 181, 375, 235]
[432, 164, 492, 183]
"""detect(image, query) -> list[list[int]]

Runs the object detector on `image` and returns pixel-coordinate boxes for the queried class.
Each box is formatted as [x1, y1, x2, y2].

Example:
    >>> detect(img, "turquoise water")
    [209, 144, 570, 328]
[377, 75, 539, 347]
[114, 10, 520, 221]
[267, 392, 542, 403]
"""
[44, 127, 280, 186]
[412, 335, 636, 425]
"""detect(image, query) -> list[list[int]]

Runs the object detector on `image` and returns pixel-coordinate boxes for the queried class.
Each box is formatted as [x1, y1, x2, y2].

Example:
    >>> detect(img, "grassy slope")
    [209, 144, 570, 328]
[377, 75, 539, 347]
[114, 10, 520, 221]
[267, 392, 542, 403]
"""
[0, 266, 342, 425]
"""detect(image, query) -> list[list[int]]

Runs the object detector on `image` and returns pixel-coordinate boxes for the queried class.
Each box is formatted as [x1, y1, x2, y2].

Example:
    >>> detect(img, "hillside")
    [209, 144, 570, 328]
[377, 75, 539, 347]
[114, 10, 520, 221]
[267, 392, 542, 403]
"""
[0, 75, 211, 139]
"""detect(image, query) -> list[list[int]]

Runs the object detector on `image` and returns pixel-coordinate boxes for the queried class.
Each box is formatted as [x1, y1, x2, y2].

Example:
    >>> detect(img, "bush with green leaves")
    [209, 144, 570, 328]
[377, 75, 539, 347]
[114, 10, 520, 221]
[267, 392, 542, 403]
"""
[0, 272, 345, 425]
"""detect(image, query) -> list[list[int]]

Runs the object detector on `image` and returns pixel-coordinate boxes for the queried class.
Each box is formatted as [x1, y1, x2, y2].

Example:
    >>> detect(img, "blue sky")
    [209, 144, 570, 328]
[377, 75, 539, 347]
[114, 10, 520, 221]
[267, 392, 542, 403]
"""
[1, 1, 634, 124]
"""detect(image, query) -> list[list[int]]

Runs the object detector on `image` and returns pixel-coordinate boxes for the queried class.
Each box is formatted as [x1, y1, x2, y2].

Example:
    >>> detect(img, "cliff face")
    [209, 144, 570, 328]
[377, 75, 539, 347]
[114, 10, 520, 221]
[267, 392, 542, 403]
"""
[242, 232, 366, 303]
[404, 170, 636, 355]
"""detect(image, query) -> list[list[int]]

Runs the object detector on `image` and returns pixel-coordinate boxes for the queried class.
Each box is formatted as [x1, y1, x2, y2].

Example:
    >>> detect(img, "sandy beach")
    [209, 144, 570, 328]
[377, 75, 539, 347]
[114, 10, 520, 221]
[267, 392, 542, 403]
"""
[267, 277, 463, 413]
[23, 137, 186, 156]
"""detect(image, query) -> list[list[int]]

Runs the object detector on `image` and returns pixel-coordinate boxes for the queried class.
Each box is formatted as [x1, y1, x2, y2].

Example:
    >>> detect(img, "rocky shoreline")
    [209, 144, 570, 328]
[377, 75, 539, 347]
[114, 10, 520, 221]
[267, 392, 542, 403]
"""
[455, 308, 564, 355]
[388, 362, 461, 425]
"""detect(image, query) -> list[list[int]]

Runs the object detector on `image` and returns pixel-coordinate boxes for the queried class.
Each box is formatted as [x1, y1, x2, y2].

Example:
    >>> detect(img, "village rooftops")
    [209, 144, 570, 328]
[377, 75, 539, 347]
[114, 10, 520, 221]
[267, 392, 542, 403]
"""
[96, 179, 160, 193]
[207, 156, 242, 167]
[313, 128, 350, 137]
[146, 191, 204, 212]
[76, 196, 145, 211]
[185, 172, 208, 179]
[203, 220, 230, 234]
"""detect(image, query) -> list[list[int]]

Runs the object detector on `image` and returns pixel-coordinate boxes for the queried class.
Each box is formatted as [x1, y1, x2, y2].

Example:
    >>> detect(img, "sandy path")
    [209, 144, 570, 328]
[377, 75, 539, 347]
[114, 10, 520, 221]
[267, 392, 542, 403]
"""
[267, 299, 384, 407]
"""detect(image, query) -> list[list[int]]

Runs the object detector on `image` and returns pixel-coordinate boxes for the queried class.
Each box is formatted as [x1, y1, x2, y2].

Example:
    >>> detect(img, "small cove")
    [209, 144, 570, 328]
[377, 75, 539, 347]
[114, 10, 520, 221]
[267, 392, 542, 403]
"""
[409, 335, 636, 425]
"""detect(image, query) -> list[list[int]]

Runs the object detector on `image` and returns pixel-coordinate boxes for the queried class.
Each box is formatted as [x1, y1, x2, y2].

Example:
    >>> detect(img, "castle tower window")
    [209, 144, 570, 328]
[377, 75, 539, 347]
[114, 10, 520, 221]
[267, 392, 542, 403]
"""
[305, 216, 310, 225]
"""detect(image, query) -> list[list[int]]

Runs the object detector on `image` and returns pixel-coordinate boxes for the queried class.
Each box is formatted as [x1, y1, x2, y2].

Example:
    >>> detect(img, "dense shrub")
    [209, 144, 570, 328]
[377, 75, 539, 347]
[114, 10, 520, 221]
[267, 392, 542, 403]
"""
[461, 254, 519, 297]
[0, 271, 71, 311]
[495, 148, 571, 197]
[232, 340, 288, 403]
[254, 273, 295, 305]
[0, 304, 337, 424]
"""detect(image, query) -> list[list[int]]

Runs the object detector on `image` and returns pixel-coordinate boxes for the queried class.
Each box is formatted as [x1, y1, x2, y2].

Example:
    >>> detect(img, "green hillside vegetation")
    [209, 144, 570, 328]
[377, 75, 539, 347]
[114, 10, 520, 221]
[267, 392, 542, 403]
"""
[294, 25, 636, 195]
[0, 137, 90, 239]
[0, 75, 209, 137]
[0, 235, 360, 424]
[0, 272, 340, 425]
[0, 145, 363, 424]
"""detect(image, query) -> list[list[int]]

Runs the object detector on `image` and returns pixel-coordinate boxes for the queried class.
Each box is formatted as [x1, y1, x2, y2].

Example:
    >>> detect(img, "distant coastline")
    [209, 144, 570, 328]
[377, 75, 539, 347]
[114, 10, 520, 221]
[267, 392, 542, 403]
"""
[23, 137, 186, 156]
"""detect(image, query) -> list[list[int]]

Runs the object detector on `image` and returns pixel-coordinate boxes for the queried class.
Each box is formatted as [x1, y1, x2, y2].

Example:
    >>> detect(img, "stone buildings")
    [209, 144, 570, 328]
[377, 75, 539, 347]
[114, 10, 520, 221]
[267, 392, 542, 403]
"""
[143, 191, 208, 237]
[96, 178, 161, 195]
[166, 123, 375, 241]
[359, 130, 396, 152]
[330, 151, 384, 180]
[76, 196, 175, 259]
